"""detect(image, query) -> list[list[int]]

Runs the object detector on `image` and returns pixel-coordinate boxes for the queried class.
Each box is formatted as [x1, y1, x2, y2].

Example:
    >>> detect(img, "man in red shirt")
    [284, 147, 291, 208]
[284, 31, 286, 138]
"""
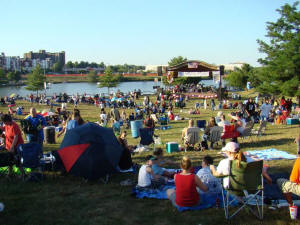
[1, 114, 24, 176]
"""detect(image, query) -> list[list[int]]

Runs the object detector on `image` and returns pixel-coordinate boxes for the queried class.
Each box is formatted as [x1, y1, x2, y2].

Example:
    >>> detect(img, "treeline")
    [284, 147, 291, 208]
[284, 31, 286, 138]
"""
[0, 68, 22, 84]
[65, 61, 145, 73]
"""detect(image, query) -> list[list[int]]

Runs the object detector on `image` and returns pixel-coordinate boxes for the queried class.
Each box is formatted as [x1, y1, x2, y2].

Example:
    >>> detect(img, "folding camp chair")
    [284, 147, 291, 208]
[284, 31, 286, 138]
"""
[240, 127, 253, 143]
[184, 127, 200, 150]
[17, 143, 46, 180]
[221, 160, 264, 220]
[139, 128, 154, 146]
[159, 116, 169, 126]
[208, 126, 223, 149]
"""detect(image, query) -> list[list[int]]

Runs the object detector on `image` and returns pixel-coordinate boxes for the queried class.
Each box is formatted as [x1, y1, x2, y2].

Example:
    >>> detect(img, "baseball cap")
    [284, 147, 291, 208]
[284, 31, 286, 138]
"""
[221, 142, 240, 153]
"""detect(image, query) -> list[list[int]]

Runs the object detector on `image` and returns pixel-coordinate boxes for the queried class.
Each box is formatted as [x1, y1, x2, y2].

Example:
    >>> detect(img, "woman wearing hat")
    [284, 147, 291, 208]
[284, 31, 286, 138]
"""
[209, 142, 272, 188]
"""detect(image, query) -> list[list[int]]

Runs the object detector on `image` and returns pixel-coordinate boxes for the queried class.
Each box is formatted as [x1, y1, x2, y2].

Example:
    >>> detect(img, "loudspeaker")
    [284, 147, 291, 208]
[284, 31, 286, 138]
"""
[219, 65, 224, 76]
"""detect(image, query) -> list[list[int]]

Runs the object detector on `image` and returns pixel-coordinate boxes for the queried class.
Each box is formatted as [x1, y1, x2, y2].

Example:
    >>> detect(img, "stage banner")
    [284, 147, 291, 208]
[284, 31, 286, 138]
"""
[178, 72, 210, 77]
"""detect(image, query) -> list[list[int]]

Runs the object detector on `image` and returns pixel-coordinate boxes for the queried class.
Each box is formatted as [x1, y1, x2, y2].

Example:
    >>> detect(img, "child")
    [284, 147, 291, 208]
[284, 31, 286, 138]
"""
[196, 155, 222, 193]
[137, 155, 166, 189]
[167, 156, 208, 207]
[152, 148, 176, 179]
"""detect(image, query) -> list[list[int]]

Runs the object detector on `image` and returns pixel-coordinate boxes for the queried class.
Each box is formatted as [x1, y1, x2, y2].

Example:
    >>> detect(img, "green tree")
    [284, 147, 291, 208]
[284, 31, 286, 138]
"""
[87, 70, 98, 83]
[0, 68, 8, 84]
[256, 2, 300, 103]
[224, 64, 253, 89]
[7, 71, 21, 84]
[168, 56, 188, 66]
[51, 62, 63, 72]
[65, 61, 74, 69]
[98, 62, 105, 68]
[26, 65, 46, 95]
[98, 67, 121, 94]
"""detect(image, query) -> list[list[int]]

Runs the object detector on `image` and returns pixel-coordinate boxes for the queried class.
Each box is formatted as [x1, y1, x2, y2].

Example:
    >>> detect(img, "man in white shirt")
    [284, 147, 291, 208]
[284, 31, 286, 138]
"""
[260, 99, 273, 121]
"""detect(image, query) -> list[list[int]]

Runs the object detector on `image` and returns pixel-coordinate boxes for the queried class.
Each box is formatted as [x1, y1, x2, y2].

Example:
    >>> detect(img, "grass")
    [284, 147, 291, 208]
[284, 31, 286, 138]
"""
[0, 92, 299, 225]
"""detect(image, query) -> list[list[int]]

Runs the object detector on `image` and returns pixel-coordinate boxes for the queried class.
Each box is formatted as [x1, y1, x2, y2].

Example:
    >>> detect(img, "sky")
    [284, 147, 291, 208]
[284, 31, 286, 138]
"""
[1, 0, 298, 66]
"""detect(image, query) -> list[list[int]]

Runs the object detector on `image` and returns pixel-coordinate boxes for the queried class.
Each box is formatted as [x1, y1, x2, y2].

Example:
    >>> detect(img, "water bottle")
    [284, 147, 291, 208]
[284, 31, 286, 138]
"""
[0, 202, 5, 212]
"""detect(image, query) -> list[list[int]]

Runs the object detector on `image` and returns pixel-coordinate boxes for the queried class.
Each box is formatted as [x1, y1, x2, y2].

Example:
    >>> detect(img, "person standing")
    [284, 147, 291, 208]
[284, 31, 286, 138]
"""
[260, 99, 273, 121]
[1, 114, 24, 176]
[245, 98, 256, 121]
[26, 107, 46, 147]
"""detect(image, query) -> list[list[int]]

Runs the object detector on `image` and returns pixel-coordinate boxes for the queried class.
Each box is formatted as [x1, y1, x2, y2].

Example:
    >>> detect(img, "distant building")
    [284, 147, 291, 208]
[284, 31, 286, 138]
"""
[221, 62, 246, 71]
[145, 65, 168, 73]
[0, 53, 21, 71]
[24, 50, 65, 66]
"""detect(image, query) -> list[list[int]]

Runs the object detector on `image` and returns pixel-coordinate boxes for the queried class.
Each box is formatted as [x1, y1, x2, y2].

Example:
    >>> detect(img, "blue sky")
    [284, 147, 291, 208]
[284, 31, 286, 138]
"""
[1, 0, 297, 66]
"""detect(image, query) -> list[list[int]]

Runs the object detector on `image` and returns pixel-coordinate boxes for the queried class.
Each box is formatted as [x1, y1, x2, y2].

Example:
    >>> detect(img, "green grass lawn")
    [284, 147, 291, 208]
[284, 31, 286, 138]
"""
[0, 92, 299, 225]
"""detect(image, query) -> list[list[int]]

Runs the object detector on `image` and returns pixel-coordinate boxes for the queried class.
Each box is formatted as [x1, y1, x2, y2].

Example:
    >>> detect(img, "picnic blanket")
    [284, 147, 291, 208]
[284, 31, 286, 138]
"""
[244, 149, 297, 161]
[132, 184, 237, 211]
[132, 166, 239, 211]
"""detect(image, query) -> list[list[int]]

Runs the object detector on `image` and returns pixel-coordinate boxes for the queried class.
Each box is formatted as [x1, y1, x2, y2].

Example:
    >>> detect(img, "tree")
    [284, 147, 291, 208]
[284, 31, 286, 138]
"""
[98, 67, 121, 94]
[0, 68, 8, 84]
[98, 62, 105, 68]
[256, 2, 300, 103]
[51, 62, 63, 72]
[168, 56, 188, 66]
[7, 71, 21, 84]
[26, 65, 46, 95]
[65, 61, 74, 69]
[224, 64, 253, 89]
[87, 70, 98, 83]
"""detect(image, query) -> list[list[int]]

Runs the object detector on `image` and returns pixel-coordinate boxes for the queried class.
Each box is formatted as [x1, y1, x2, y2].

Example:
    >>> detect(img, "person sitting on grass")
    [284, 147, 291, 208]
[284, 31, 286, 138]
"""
[196, 155, 222, 194]
[152, 148, 176, 179]
[277, 134, 300, 207]
[209, 142, 272, 189]
[137, 155, 167, 189]
[167, 156, 208, 207]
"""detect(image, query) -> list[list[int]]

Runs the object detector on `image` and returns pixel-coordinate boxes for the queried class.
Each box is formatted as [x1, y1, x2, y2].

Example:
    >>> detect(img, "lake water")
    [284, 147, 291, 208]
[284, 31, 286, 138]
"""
[0, 80, 221, 97]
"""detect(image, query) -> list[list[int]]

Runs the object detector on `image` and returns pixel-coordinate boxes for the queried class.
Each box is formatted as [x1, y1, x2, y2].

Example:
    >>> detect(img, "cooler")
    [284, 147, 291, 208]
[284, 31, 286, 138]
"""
[286, 118, 299, 125]
[166, 142, 179, 153]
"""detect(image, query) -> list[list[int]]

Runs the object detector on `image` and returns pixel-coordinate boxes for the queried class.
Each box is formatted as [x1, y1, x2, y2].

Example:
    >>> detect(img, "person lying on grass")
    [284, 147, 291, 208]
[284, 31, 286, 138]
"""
[167, 156, 208, 207]
[137, 155, 167, 189]
[152, 148, 176, 179]
[209, 142, 272, 188]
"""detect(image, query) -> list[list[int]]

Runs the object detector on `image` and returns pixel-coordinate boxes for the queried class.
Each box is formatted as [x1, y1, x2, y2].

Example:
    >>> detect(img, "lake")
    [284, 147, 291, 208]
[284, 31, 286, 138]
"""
[0, 80, 221, 97]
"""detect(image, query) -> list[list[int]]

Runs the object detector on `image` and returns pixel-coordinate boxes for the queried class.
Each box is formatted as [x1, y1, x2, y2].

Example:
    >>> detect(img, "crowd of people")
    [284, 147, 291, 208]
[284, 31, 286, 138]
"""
[0, 89, 299, 213]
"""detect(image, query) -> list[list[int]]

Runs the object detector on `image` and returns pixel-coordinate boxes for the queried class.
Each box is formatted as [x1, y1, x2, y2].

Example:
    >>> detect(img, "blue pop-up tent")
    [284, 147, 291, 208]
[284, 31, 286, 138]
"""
[53, 123, 123, 180]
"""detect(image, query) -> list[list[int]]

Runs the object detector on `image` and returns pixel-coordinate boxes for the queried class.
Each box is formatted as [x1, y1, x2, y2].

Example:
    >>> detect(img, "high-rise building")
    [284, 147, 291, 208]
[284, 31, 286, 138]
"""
[0, 53, 21, 71]
[24, 50, 65, 66]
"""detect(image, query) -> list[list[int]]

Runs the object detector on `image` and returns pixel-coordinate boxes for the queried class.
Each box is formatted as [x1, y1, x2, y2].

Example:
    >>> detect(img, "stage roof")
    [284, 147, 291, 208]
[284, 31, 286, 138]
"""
[167, 60, 219, 72]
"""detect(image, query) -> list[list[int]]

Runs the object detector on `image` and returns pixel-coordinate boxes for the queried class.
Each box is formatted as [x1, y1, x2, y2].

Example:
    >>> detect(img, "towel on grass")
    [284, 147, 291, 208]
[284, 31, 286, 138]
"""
[244, 149, 297, 161]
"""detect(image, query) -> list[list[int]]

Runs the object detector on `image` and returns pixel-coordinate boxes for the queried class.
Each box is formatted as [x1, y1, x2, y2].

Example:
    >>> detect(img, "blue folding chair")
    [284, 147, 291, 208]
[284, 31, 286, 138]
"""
[139, 128, 154, 146]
